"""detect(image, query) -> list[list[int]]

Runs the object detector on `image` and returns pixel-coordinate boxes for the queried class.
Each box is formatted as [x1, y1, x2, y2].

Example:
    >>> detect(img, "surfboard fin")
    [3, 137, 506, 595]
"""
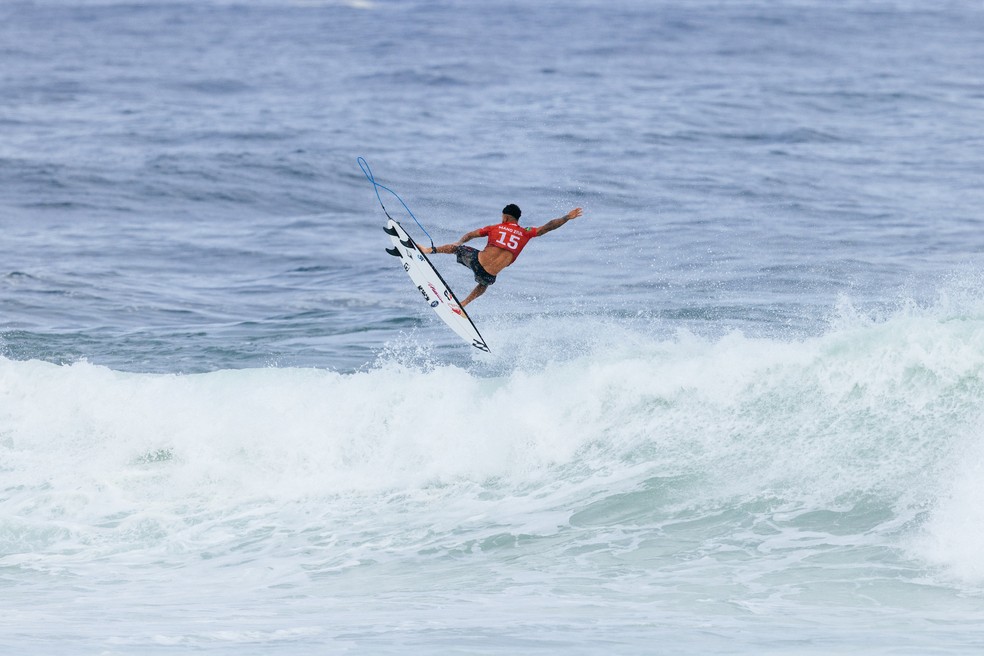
[385, 247, 402, 258]
[383, 225, 398, 237]
[399, 238, 414, 249]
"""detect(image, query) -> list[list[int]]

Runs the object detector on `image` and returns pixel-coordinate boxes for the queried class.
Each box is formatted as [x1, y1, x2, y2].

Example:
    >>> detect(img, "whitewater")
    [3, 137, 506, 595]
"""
[4, 294, 984, 652]
[3, 0, 984, 652]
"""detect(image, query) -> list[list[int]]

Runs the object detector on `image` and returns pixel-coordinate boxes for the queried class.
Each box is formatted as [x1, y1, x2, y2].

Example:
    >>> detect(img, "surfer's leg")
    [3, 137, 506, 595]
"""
[460, 284, 488, 307]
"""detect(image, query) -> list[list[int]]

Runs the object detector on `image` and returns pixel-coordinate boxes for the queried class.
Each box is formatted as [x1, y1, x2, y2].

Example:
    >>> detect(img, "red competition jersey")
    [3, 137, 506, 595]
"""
[478, 222, 539, 259]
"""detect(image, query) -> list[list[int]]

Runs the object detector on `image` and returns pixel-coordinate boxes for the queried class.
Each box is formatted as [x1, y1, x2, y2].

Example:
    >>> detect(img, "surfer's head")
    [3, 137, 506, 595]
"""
[502, 204, 521, 221]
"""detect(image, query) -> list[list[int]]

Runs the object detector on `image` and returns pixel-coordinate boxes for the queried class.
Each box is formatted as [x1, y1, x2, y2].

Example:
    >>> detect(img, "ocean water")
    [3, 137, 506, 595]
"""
[3, 0, 984, 653]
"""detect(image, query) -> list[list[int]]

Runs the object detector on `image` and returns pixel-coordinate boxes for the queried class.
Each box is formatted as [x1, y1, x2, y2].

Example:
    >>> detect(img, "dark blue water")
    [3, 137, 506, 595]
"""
[2, 1, 984, 653]
[2, 0, 981, 373]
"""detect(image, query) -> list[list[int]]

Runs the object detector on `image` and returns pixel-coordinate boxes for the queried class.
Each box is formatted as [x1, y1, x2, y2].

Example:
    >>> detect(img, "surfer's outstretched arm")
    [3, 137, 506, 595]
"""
[427, 243, 457, 255]
[429, 229, 484, 254]
[536, 207, 583, 236]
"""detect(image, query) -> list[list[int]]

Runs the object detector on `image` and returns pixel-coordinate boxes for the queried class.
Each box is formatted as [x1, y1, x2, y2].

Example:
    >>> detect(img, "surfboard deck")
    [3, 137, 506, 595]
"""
[384, 219, 490, 353]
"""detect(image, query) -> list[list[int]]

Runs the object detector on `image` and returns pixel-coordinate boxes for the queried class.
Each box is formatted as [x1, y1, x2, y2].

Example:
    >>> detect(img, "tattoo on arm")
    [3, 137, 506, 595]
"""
[537, 217, 568, 235]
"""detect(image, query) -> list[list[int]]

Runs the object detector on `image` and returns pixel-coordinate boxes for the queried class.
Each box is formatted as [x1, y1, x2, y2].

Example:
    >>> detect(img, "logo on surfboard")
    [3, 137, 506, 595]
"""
[385, 219, 490, 352]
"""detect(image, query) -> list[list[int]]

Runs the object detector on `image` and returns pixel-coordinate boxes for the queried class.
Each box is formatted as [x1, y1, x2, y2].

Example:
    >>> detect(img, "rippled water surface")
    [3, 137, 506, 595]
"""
[2, 1, 984, 653]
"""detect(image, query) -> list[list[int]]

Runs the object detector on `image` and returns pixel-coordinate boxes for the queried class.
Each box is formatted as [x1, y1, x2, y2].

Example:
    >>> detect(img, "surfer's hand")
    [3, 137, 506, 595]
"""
[565, 208, 583, 220]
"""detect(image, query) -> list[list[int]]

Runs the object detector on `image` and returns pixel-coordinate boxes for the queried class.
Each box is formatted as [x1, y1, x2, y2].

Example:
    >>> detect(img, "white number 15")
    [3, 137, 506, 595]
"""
[496, 232, 521, 249]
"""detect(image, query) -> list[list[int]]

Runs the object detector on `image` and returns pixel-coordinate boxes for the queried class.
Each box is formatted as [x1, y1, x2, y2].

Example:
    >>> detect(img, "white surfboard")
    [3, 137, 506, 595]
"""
[384, 219, 490, 353]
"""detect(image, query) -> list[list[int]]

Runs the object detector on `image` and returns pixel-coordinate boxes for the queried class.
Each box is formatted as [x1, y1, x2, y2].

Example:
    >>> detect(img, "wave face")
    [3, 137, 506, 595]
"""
[3, 297, 984, 652]
[4, 0, 984, 651]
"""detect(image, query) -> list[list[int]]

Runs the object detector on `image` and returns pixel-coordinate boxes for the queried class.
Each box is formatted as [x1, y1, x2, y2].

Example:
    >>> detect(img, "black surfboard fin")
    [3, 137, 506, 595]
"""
[383, 225, 398, 237]
[385, 247, 402, 258]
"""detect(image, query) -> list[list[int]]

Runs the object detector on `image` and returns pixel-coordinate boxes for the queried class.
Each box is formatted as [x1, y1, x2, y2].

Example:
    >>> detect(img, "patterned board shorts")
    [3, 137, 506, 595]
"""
[455, 245, 497, 286]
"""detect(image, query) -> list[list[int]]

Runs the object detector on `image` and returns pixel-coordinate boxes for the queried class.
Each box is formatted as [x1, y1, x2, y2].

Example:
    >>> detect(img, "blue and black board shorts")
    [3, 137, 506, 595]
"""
[455, 246, 496, 287]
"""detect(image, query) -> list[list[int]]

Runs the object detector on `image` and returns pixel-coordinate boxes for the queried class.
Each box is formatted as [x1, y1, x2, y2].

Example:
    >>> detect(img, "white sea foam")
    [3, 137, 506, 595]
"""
[4, 0, 984, 649]
[918, 425, 984, 584]
[3, 297, 983, 580]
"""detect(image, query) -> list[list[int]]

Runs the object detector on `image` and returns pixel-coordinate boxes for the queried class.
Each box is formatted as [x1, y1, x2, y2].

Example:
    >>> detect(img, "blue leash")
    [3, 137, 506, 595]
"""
[358, 157, 435, 251]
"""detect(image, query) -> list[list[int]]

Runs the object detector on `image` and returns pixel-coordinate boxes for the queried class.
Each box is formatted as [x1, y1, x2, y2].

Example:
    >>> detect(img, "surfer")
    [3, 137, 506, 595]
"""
[424, 204, 583, 306]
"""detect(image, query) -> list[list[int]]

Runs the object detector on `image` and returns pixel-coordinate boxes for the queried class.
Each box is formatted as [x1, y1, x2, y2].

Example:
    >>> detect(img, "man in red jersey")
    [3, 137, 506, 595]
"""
[424, 203, 583, 307]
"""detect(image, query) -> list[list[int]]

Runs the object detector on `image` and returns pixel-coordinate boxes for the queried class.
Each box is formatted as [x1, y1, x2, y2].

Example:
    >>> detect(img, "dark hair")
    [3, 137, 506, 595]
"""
[502, 204, 521, 219]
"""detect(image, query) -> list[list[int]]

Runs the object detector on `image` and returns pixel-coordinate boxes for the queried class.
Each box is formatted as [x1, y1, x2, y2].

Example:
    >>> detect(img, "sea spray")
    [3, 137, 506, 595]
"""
[3, 300, 983, 538]
[3, 299, 984, 654]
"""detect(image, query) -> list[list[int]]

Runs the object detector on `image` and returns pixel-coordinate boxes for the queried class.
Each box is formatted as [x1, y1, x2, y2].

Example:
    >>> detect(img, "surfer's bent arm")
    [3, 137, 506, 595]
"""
[456, 229, 484, 245]
[536, 207, 583, 236]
